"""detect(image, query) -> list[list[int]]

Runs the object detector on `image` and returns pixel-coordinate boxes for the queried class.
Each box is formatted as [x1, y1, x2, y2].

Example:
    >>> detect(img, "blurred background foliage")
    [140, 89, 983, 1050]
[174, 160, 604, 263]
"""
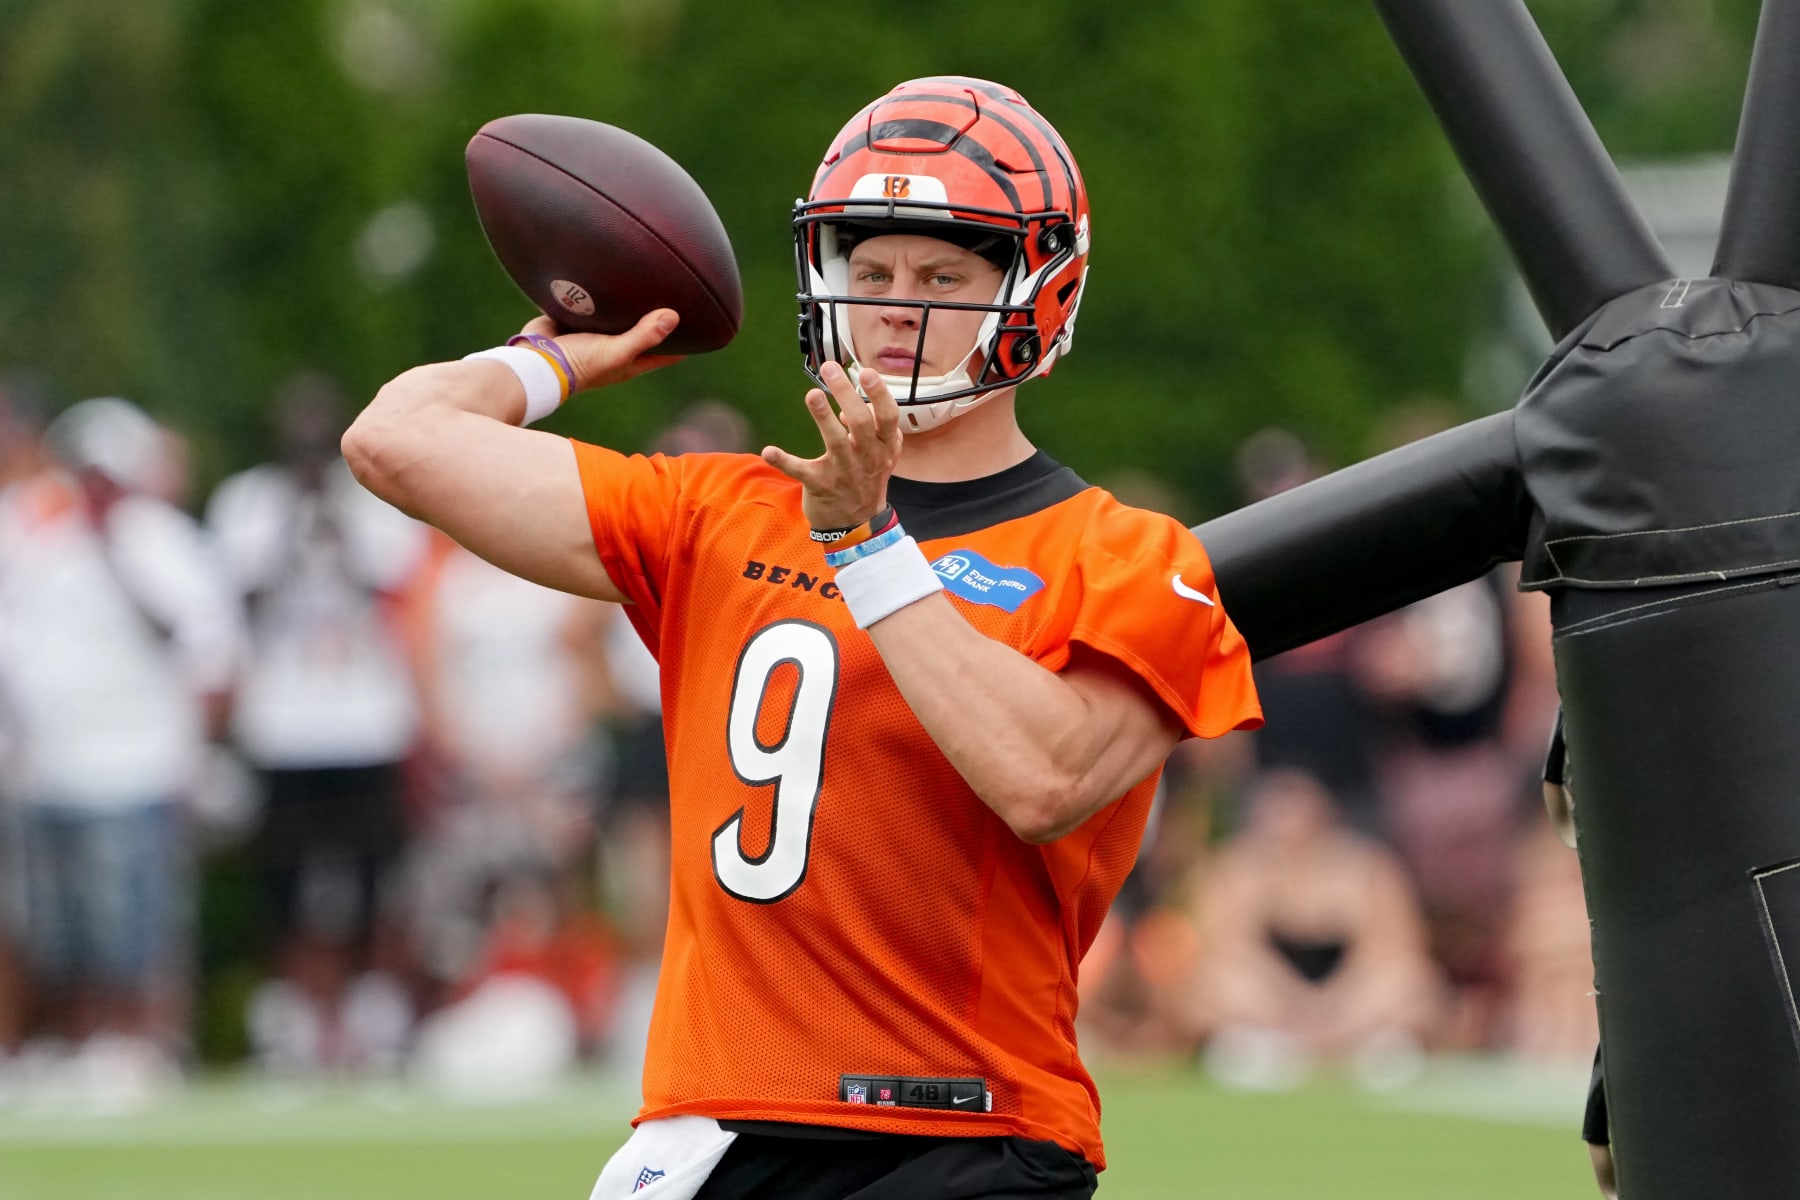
[0, 0, 1763, 519]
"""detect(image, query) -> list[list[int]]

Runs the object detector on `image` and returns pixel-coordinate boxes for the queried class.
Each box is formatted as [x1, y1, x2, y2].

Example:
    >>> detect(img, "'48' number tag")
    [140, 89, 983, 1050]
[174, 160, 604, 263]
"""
[712, 621, 839, 903]
[838, 1074, 990, 1110]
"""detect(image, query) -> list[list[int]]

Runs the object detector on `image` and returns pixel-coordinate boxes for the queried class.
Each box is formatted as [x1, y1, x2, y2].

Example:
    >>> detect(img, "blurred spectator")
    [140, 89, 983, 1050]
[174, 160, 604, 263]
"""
[571, 598, 666, 1075]
[1077, 899, 1206, 1058]
[400, 528, 609, 1012]
[205, 373, 426, 1074]
[587, 602, 668, 954]
[1233, 429, 1388, 836]
[642, 399, 751, 460]
[1234, 426, 1318, 505]
[460, 871, 620, 1049]
[1343, 405, 1553, 1048]
[1082, 425, 1579, 1083]
[1355, 574, 1530, 1047]
[0, 396, 242, 1105]
[1176, 769, 1443, 1091]
[410, 870, 621, 1100]
[1250, 633, 1386, 836]
[1498, 817, 1598, 1064]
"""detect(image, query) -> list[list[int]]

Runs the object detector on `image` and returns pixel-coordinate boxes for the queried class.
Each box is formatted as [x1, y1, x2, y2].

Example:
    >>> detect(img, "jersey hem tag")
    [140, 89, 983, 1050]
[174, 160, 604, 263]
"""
[838, 1074, 991, 1112]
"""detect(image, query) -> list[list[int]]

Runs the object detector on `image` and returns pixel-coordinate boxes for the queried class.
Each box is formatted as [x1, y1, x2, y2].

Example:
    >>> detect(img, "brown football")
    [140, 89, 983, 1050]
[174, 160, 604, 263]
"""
[466, 114, 743, 355]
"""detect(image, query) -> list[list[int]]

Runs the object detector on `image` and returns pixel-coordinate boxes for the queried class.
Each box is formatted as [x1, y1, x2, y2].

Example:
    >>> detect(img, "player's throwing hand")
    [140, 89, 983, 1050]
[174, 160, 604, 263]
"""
[762, 360, 903, 531]
[516, 309, 685, 394]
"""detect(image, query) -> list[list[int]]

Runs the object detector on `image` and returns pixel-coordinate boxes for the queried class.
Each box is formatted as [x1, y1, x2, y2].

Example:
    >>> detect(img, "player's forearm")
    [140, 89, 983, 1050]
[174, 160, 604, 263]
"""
[866, 596, 1119, 843]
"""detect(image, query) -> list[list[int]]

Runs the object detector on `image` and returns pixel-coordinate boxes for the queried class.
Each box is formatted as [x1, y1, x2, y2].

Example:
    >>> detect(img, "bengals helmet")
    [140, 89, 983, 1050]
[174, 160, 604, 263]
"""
[794, 77, 1091, 431]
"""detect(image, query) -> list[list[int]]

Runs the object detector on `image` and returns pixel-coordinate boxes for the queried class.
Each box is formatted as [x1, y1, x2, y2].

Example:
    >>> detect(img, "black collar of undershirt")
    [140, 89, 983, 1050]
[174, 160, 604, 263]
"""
[886, 450, 1088, 542]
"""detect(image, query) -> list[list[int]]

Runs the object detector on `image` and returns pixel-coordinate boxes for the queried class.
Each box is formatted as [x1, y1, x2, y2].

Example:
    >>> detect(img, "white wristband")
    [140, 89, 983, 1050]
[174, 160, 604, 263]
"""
[833, 535, 944, 629]
[463, 346, 563, 425]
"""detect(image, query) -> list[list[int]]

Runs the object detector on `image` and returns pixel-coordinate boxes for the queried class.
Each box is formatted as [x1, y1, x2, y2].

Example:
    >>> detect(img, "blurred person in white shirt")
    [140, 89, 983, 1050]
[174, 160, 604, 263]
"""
[399, 527, 608, 1012]
[204, 374, 427, 1073]
[0, 395, 243, 1100]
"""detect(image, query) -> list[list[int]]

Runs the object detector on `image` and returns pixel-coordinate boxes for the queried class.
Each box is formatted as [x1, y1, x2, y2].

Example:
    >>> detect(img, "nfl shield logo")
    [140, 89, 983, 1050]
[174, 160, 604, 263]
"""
[634, 1166, 665, 1191]
[846, 1083, 868, 1104]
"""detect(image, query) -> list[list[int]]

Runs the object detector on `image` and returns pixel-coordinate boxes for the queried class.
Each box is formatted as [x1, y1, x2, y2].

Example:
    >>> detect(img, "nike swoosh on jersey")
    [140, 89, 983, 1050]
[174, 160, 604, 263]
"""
[1172, 575, 1216, 606]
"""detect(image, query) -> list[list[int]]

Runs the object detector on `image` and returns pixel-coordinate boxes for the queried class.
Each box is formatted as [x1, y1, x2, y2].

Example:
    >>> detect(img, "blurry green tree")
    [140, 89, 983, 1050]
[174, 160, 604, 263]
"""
[0, 0, 1758, 517]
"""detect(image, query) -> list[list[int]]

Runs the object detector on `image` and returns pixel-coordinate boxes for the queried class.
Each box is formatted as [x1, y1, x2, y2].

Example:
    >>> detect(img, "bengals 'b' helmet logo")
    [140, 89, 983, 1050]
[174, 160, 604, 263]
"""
[794, 77, 1092, 423]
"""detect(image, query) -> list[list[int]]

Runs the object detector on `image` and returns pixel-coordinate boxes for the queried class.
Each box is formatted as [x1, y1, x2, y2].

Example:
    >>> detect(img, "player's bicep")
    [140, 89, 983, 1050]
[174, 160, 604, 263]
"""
[385, 415, 627, 604]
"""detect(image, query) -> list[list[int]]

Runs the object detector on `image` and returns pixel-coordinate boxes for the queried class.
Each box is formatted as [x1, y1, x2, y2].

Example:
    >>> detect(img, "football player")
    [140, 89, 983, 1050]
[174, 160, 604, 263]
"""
[346, 76, 1261, 1200]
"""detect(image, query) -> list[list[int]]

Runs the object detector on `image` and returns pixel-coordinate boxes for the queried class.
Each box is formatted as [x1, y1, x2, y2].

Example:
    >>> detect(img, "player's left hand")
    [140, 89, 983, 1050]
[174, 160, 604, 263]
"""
[762, 361, 902, 530]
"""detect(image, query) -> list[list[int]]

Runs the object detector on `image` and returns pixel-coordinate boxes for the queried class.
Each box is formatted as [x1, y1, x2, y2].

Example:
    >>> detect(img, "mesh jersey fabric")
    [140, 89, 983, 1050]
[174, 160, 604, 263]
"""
[572, 442, 1261, 1169]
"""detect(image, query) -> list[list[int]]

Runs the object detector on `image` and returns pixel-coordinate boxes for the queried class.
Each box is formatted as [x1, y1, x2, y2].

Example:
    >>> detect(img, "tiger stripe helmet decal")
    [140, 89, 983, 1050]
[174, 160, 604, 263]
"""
[794, 77, 1092, 428]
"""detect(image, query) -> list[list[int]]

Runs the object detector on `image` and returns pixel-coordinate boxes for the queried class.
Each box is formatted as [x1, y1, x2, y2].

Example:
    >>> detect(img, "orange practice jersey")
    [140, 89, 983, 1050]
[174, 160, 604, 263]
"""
[573, 443, 1261, 1168]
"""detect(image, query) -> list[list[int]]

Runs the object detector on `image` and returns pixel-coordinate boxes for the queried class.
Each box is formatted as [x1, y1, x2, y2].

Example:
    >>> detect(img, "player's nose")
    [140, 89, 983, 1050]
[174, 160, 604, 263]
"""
[878, 295, 922, 328]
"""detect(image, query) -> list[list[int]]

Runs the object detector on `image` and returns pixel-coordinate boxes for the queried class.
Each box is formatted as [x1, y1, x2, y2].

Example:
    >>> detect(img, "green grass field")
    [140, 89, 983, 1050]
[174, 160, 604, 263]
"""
[0, 1059, 1598, 1199]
